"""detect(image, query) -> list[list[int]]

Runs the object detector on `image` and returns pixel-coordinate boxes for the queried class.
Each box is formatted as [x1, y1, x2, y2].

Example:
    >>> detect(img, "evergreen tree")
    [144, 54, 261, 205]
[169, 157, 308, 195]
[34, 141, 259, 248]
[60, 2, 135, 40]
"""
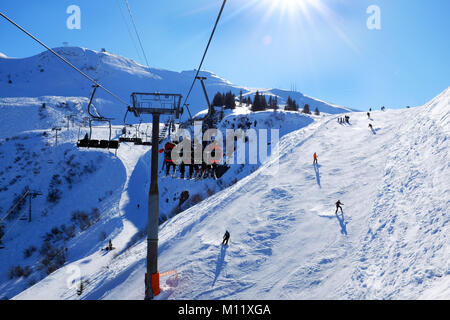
[302, 104, 311, 114]
[212, 92, 224, 107]
[261, 94, 267, 110]
[224, 91, 236, 109]
[285, 96, 298, 111]
[272, 96, 279, 110]
[252, 91, 264, 112]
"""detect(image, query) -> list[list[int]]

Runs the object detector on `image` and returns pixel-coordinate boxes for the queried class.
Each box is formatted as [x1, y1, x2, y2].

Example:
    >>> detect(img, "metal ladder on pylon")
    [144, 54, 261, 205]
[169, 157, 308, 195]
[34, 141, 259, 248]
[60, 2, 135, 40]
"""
[158, 118, 173, 143]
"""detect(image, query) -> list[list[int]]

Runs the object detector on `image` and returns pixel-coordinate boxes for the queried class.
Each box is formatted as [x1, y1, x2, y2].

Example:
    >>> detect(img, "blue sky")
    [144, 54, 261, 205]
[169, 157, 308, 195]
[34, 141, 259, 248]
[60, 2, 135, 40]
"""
[0, 0, 449, 110]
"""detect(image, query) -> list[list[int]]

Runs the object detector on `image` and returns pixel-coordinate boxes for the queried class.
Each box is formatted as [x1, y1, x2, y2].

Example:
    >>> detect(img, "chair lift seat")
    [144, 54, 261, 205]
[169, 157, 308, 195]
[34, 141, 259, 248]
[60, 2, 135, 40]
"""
[108, 140, 120, 149]
[88, 140, 100, 148]
[99, 140, 110, 149]
[77, 140, 90, 148]
[119, 137, 135, 143]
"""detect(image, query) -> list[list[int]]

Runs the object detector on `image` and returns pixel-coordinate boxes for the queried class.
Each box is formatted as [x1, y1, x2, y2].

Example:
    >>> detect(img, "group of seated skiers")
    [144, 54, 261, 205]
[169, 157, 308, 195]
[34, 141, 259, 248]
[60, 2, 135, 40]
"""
[159, 141, 221, 180]
[338, 115, 351, 124]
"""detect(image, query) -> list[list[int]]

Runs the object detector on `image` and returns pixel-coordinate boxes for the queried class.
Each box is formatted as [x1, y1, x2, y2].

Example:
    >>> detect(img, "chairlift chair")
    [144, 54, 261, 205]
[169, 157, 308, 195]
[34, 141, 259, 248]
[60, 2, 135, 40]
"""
[77, 85, 120, 151]
[134, 120, 144, 145]
[120, 111, 143, 144]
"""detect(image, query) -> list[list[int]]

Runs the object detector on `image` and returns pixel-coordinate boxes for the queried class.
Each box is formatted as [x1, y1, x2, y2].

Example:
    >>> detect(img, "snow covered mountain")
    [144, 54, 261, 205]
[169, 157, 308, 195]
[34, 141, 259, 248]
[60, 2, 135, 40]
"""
[0, 46, 352, 125]
[9, 87, 449, 300]
[0, 46, 447, 300]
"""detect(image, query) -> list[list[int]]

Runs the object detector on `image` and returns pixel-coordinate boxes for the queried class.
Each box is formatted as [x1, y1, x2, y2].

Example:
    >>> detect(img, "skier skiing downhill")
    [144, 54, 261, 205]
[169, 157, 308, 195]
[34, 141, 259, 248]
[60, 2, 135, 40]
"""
[313, 153, 318, 165]
[335, 200, 344, 214]
[222, 230, 230, 245]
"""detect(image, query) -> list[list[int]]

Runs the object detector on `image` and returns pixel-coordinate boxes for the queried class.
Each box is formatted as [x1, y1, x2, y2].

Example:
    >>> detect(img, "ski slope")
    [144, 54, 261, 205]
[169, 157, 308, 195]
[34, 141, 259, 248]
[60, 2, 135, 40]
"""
[0, 95, 317, 299]
[14, 88, 449, 300]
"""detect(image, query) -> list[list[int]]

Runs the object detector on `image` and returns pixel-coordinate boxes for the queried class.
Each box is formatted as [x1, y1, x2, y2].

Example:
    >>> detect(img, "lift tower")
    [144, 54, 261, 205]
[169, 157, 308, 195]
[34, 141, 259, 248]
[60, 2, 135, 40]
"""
[128, 93, 182, 300]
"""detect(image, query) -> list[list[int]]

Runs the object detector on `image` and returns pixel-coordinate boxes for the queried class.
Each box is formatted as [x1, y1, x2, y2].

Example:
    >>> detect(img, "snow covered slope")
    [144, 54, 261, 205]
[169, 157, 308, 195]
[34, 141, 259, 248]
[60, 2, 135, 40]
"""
[0, 47, 352, 124]
[0, 97, 316, 299]
[14, 88, 449, 300]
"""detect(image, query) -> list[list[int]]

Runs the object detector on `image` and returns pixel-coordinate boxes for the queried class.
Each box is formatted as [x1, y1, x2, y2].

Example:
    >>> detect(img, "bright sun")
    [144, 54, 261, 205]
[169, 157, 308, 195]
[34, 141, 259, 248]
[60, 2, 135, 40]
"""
[269, 0, 318, 16]
[257, 0, 326, 24]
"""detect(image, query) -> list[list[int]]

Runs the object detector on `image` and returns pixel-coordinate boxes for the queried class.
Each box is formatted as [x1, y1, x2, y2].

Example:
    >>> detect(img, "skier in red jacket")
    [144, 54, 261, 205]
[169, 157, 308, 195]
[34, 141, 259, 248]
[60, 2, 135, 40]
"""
[159, 142, 177, 177]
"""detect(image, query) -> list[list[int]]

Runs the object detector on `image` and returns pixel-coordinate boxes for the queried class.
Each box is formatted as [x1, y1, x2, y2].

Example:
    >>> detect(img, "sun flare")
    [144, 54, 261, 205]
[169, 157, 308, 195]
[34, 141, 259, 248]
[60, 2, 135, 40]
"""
[266, 0, 320, 19]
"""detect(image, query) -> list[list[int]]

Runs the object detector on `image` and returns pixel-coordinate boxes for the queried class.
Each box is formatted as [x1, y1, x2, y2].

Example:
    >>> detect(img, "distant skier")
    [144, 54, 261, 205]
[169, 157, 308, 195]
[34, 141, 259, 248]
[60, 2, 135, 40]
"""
[369, 123, 374, 132]
[345, 115, 350, 124]
[222, 230, 230, 246]
[367, 112, 371, 119]
[313, 152, 318, 165]
[335, 200, 344, 214]
[104, 239, 115, 251]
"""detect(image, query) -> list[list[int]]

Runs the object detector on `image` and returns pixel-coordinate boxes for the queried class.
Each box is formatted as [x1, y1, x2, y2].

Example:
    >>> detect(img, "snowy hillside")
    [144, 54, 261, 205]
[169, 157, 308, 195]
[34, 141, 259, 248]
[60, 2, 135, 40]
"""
[12, 88, 449, 300]
[0, 47, 352, 124]
[0, 95, 318, 299]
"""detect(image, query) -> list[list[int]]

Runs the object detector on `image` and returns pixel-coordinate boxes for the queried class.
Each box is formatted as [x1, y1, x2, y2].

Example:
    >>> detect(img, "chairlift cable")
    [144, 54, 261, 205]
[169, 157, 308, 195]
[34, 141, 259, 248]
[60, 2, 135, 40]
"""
[1, 215, 24, 241]
[0, 11, 129, 107]
[124, 0, 151, 71]
[0, 190, 29, 222]
[116, 0, 145, 64]
[181, 0, 227, 120]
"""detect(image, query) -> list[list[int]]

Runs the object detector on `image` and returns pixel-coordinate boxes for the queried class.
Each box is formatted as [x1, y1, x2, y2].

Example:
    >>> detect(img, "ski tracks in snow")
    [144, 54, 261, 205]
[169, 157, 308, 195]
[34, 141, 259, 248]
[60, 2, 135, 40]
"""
[345, 107, 450, 299]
